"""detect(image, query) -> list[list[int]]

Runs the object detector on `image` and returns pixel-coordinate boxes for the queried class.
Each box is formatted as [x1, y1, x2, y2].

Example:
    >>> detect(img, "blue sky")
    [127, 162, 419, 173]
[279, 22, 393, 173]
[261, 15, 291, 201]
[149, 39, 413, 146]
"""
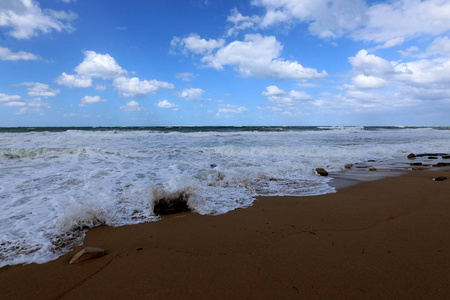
[1, 0, 450, 126]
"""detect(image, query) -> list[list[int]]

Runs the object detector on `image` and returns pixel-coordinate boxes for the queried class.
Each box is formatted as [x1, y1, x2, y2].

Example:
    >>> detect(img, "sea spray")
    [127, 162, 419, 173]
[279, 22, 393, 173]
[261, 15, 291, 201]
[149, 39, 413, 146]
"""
[1, 126, 450, 267]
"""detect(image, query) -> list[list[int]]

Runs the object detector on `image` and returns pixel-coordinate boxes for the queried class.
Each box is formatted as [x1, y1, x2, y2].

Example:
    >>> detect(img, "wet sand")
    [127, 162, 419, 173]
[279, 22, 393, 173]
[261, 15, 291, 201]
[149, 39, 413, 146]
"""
[1, 169, 450, 299]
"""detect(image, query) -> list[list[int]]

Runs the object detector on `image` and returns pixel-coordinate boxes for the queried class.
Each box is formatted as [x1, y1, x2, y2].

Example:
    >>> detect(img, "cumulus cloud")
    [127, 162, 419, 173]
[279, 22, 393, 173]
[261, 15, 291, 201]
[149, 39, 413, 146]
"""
[352, 0, 450, 44]
[179, 87, 205, 101]
[18, 82, 59, 97]
[0, 0, 77, 39]
[262, 85, 286, 96]
[352, 75, 387, 89]
[55, 72, 92, 88]
[120, 100, 145, 112]
[113, 77, 174, 98]
[74, 51, 127, 80]
[171, 34, 225, 54]
[79, 96, 107, 106]
[56, 51, 175, 98]
[349, 50, 395, 76]
[262, 85, 313, 107]
[0, 47, 39, 61]
[157, 99, 179, 110]
[200, 34, 327, 80]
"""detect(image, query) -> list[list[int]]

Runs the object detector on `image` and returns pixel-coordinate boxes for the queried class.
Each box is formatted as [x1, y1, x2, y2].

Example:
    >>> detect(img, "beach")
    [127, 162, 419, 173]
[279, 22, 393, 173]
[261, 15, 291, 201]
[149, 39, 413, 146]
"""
[1, 168, 449, 299]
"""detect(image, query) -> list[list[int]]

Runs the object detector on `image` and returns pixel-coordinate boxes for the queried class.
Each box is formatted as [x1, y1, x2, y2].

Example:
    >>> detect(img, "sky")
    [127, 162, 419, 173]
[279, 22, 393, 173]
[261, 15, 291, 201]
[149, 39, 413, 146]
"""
[1, 0, 450, 127]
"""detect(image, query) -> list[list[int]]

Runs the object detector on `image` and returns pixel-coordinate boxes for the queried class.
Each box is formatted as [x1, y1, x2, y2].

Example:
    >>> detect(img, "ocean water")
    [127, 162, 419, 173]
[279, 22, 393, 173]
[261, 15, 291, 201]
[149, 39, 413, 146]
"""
[1, 126, 449, 267]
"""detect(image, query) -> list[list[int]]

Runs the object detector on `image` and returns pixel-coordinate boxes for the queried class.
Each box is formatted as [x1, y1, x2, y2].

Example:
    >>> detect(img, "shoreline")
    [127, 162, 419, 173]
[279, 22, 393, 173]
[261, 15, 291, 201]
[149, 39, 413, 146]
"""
[1, 168, 450, 299]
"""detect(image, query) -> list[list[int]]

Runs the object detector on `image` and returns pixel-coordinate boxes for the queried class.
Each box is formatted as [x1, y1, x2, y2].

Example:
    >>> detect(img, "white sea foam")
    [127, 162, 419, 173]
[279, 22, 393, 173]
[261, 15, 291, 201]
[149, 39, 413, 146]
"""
[1, 127, 450, 267]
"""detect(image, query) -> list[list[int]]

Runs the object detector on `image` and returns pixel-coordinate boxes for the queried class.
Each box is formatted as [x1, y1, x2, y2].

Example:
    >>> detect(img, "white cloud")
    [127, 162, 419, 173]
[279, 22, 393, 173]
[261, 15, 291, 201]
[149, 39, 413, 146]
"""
[352, 75, 387, 89]
[171, 34, 225, 54]
[0, 46, 38, 61]
[352, 0, 450, 44]
[120, 100, 145, 112]
[395, 57, 450, 87]
[262, 85, 286, 96]
[4, 101, 26, 107]
[157, 99, 179, 110]
[373, 37, 405, 50]
[175, 72, 197, 82]
[201, 34, 327, 80]
[0, 93, 21, 102]
[0, 0, 76, 39]
[242, 0, 450, 48]
[226, 8, 260, 37]
[11, 97, 50, 115]
[251, 0, 366, 38]
[424, 36, 450, 57]
[179, 88, 205, 101]
[18, 82, 59, 97]
[79, 96, 107, 106]
[217, 104, 247, 116]
[57, 51, 175, 98]
[55, 72, 92, 88]
[74, 51, 127, 80]
[113, 76, 174, 98]
[262, 85, 312, 107]
[349, 50, 395, 76]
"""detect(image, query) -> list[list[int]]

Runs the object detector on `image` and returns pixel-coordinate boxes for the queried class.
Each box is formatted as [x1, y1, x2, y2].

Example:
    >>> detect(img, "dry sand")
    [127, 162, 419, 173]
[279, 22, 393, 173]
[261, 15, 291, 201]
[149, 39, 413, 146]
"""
[1, 169, 449, 299]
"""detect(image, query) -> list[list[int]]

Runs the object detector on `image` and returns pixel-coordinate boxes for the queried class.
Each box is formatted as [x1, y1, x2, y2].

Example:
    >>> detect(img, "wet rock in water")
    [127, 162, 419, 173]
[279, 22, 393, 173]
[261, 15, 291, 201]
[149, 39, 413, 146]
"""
[315, 168, 328, 177]
[443, 155, 450, 159]
[410, 162, 422, 166]
[210, 164, 217, 168]
[407, 153, 416, 159]
[69, 247, 106, 264]
[153, 195, 190, 215]
[433, 163, 450, 167]
[369, 167, 377, 171]
[412, 167, 426, 171]
[344, 164, 353, 170]
[416, 153, 448, 157]
[433, 177, 447, 181]
[428, 156, 438, 159]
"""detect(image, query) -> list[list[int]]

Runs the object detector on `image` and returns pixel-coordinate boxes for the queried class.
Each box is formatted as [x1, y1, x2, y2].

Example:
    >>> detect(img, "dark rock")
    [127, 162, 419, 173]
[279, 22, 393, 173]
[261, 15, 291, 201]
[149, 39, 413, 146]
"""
[410, 162, 422, 166]
[369, 167, 377, 171]
[433, 163, 450, 167]
[153, 194, 190, 215]
[428, 156, 438, 159]
[315, 168, 328, 177]
[407, 153, 416, 159]
[344, 164, 353, 170]
[443, 155, 450, 159]
[416, 153, 448, 157]
[69, 247, 106, 264]
[210, 164, 217, 168]
[433, 177, 447, 181]
[368, 160, 376, 162]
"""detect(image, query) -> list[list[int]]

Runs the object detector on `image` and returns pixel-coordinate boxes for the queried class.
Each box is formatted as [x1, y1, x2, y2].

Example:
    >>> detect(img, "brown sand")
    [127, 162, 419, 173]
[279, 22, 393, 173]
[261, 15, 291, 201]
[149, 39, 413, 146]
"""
[1, 169, 450, 299]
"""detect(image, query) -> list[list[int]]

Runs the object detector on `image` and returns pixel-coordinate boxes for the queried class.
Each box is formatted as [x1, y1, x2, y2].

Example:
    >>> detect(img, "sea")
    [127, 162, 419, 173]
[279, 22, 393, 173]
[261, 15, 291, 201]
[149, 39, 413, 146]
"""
[1, 126, 450, 267]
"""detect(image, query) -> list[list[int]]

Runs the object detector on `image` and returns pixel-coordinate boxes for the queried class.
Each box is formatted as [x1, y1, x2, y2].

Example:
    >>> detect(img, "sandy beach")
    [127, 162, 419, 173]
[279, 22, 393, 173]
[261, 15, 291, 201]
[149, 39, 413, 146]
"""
[1, 168, 449, 299]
